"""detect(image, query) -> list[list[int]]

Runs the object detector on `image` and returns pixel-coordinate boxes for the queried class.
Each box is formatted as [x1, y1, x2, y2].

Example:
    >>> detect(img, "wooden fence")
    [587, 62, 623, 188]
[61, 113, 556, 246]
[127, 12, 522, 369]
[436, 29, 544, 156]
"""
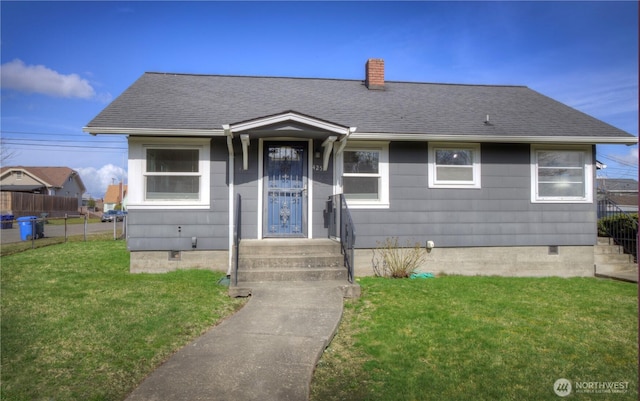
[0, 192, 80, 218]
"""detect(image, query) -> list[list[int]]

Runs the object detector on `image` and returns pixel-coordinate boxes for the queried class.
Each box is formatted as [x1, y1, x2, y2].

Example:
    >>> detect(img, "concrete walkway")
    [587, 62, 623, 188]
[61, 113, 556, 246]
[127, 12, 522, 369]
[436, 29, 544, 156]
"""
[595, 270, 638, 283]
[125, 282, 346, 401]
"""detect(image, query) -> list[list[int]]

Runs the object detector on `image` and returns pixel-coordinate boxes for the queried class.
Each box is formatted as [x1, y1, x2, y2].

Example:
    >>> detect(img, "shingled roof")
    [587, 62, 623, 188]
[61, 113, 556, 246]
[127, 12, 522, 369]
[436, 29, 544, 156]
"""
[85, 70, 636, 143]
[0, 166, 85, 191]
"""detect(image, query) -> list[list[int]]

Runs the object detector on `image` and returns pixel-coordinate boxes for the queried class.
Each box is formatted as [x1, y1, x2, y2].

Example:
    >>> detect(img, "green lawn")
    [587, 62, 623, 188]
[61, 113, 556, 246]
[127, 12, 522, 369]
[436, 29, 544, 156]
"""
[311, 276, 638, 401]
[1, 232, 116, 257]
[1, 240, 245, 401]
[2, 241, 637, 401]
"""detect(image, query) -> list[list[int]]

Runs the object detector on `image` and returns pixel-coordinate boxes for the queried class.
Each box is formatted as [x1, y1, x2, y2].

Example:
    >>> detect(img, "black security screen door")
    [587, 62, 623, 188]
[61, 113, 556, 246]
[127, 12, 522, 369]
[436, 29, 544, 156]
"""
[264, 142, 307, 237]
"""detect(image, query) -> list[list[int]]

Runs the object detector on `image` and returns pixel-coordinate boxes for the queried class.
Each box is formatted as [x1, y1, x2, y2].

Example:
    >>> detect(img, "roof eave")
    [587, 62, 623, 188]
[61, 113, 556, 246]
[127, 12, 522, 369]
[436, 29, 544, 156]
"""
[82, 127, 226, 137]
[349, 132, 638, 145]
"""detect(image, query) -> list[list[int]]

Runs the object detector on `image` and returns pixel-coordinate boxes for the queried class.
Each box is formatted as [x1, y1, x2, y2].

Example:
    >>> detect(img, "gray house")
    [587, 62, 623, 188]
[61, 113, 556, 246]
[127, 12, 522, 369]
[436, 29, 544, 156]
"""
[0, 166, 86, 208]
[84, 59, 637, 277]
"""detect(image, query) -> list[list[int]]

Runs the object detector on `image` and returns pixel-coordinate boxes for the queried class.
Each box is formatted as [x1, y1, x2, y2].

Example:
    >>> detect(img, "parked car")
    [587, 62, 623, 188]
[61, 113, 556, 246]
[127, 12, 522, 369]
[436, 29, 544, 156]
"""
[101, 210, 125, 222]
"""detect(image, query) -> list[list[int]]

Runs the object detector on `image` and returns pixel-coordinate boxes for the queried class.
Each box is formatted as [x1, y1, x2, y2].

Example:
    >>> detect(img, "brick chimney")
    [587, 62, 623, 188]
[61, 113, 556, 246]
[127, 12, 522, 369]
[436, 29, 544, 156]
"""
[365, 58, 385, 90]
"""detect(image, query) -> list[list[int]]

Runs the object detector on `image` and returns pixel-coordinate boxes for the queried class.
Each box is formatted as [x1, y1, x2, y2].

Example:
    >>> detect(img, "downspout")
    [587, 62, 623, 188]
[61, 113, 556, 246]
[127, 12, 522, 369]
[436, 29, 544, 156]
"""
[335, 126, 356, 154]
[321, 136, 338, 171]
[224, 125, 234, 276]
[334, 127, 356, 193]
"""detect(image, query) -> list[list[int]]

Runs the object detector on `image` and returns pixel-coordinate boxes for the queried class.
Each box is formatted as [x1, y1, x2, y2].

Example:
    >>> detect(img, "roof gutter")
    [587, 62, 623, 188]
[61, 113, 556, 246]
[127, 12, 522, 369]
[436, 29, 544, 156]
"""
[349, 132, 638, 145]
[82, 127, 226, 137]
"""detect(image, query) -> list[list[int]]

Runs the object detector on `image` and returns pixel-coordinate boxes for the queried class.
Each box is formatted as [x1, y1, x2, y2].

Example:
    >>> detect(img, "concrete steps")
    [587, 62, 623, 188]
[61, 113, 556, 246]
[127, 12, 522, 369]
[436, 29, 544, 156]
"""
[229, 239, 360, 298]
[594, 237, 637, 277]
[238, 239, 343, 269]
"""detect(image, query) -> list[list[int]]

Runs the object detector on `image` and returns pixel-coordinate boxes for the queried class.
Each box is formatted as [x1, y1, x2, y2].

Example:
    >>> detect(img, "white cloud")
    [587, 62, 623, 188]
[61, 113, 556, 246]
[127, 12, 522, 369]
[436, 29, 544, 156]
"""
[76, 164, 127, 199]
[0, 59, 96, 99]
[532, 69, 638, 120]
[619, 146, 639, 167]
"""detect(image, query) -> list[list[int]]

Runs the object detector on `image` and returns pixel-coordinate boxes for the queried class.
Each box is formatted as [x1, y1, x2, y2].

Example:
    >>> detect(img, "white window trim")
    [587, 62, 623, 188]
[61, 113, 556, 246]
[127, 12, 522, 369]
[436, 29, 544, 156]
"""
[530, 145, 593, 204]
[428, 142, 481, 189]
[336, 141, 389, 209]
[128, 137, 211, 209]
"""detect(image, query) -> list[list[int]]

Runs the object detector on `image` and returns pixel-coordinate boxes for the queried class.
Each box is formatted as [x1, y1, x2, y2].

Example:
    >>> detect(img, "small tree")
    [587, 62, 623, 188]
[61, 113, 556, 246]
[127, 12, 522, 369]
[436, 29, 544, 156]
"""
[372, 237, 427, 278]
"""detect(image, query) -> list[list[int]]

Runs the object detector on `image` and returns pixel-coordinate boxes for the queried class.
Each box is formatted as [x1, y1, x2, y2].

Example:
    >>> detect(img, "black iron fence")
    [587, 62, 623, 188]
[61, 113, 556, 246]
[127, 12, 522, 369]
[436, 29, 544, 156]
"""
[597, 196, 638, 263]
[327, 194, 356, 283]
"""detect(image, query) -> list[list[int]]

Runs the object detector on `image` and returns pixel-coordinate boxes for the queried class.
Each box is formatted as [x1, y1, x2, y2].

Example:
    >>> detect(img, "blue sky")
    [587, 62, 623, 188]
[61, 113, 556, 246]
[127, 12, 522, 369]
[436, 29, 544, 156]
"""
[1, 1, 638, 197]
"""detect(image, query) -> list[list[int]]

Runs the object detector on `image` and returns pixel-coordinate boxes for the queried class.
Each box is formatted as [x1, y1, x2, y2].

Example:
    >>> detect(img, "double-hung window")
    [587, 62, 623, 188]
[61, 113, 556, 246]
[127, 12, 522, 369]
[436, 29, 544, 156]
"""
[128, 137, 210, 209]
[531, 145, 592, 203]
[146, 148, 200, 200]
[340, 142, 389, 208]
[428, 143, 481, 188]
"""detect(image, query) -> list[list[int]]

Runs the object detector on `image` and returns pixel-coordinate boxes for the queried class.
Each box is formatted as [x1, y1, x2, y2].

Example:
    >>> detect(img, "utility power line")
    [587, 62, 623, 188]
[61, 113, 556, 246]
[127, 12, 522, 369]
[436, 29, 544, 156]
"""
[2, 141, 126, 150]
[2, 138, 125, 145]
[1, 130, 91, 137]
[597, 153, 638, 168]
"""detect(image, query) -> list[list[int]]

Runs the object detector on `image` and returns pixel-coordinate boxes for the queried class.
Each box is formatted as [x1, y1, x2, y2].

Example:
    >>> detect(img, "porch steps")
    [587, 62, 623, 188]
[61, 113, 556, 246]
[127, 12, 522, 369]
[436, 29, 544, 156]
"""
[229, 239, 360, 298]
[594, 237, 637, 282]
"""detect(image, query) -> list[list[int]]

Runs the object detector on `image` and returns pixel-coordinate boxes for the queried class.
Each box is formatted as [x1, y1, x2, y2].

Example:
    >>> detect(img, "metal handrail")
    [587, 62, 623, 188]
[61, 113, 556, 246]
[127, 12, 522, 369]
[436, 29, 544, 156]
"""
[597, 195, 638, 263]
[233, 193, 241, 286]
[328, 194, 356, 283]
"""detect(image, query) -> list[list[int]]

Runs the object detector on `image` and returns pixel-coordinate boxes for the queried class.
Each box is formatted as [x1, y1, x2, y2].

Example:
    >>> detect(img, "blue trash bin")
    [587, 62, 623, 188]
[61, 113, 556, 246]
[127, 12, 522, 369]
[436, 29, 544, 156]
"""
[1, 214, 14, 229]
[17, 216, 37, 240]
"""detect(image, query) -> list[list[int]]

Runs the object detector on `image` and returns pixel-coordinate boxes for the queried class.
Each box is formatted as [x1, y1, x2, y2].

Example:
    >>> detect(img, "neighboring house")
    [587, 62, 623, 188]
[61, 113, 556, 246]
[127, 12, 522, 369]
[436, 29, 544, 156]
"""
[596, 178, 638, 213]
[103, 183, 128, 212]
[84, 59, 637, 276]
[0, 166, 86, 208]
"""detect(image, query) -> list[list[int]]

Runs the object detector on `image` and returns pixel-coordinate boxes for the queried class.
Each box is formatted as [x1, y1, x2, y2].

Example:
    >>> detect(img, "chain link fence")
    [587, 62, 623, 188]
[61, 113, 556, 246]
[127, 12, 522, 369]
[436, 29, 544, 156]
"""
[1, 214, 126, 254]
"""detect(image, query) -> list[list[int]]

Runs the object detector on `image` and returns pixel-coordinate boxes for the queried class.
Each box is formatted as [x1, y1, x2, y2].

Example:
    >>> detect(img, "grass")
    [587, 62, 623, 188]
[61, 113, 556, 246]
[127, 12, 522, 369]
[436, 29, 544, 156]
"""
[2, 241, 637, 401]
[0, 232, 116, 257]
[311, 276, 638, 401]
[0, 233, 113, 256]
[46, 217, 102, 225]
[1, 240, 245, 401]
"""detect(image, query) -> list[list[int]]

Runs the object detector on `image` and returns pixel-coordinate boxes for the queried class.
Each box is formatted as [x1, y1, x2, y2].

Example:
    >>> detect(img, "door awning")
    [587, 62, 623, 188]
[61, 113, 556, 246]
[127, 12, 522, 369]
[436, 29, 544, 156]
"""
[224, 110, 356, 170]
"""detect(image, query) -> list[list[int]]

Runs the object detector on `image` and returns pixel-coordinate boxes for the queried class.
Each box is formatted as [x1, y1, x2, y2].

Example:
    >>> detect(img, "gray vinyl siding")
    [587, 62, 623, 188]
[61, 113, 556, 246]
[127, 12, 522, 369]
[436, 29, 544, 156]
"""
[349, 142, 597, 249]
[235, 139, 260, 239]
[127, 138, 598, 252]
[311, 139, 335, 239]
[127, 138, 229, 251]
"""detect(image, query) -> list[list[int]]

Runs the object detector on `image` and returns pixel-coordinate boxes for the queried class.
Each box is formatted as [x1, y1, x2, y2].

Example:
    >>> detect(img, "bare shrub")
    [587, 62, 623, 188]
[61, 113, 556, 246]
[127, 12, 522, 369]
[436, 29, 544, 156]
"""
[372, 237, 427, 278]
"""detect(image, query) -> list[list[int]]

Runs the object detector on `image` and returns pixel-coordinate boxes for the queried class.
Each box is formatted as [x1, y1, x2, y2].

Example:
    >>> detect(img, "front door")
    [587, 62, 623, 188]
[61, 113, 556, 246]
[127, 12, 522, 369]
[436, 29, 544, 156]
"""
[264, 142, 307, 237]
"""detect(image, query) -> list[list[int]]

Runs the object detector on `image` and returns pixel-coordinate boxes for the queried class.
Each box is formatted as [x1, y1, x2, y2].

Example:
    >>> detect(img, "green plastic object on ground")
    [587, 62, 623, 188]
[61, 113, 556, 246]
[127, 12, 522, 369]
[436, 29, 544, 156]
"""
[410, 272, 435, 279]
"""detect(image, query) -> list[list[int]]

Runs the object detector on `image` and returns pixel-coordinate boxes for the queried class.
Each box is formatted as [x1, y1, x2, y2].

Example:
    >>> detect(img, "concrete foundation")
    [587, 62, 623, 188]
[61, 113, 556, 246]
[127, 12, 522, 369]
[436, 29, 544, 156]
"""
[130, 245, 596, 278]
[130, 250, 229, 273]
[354, 245, 595, 278]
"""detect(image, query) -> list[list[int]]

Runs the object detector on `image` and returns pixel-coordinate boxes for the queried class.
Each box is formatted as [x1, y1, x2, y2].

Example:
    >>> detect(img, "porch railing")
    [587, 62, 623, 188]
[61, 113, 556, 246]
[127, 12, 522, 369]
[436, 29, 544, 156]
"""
[233, 193, 241, 286]
[327, 194, 356, 283]
[597, 195, 638, 263]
